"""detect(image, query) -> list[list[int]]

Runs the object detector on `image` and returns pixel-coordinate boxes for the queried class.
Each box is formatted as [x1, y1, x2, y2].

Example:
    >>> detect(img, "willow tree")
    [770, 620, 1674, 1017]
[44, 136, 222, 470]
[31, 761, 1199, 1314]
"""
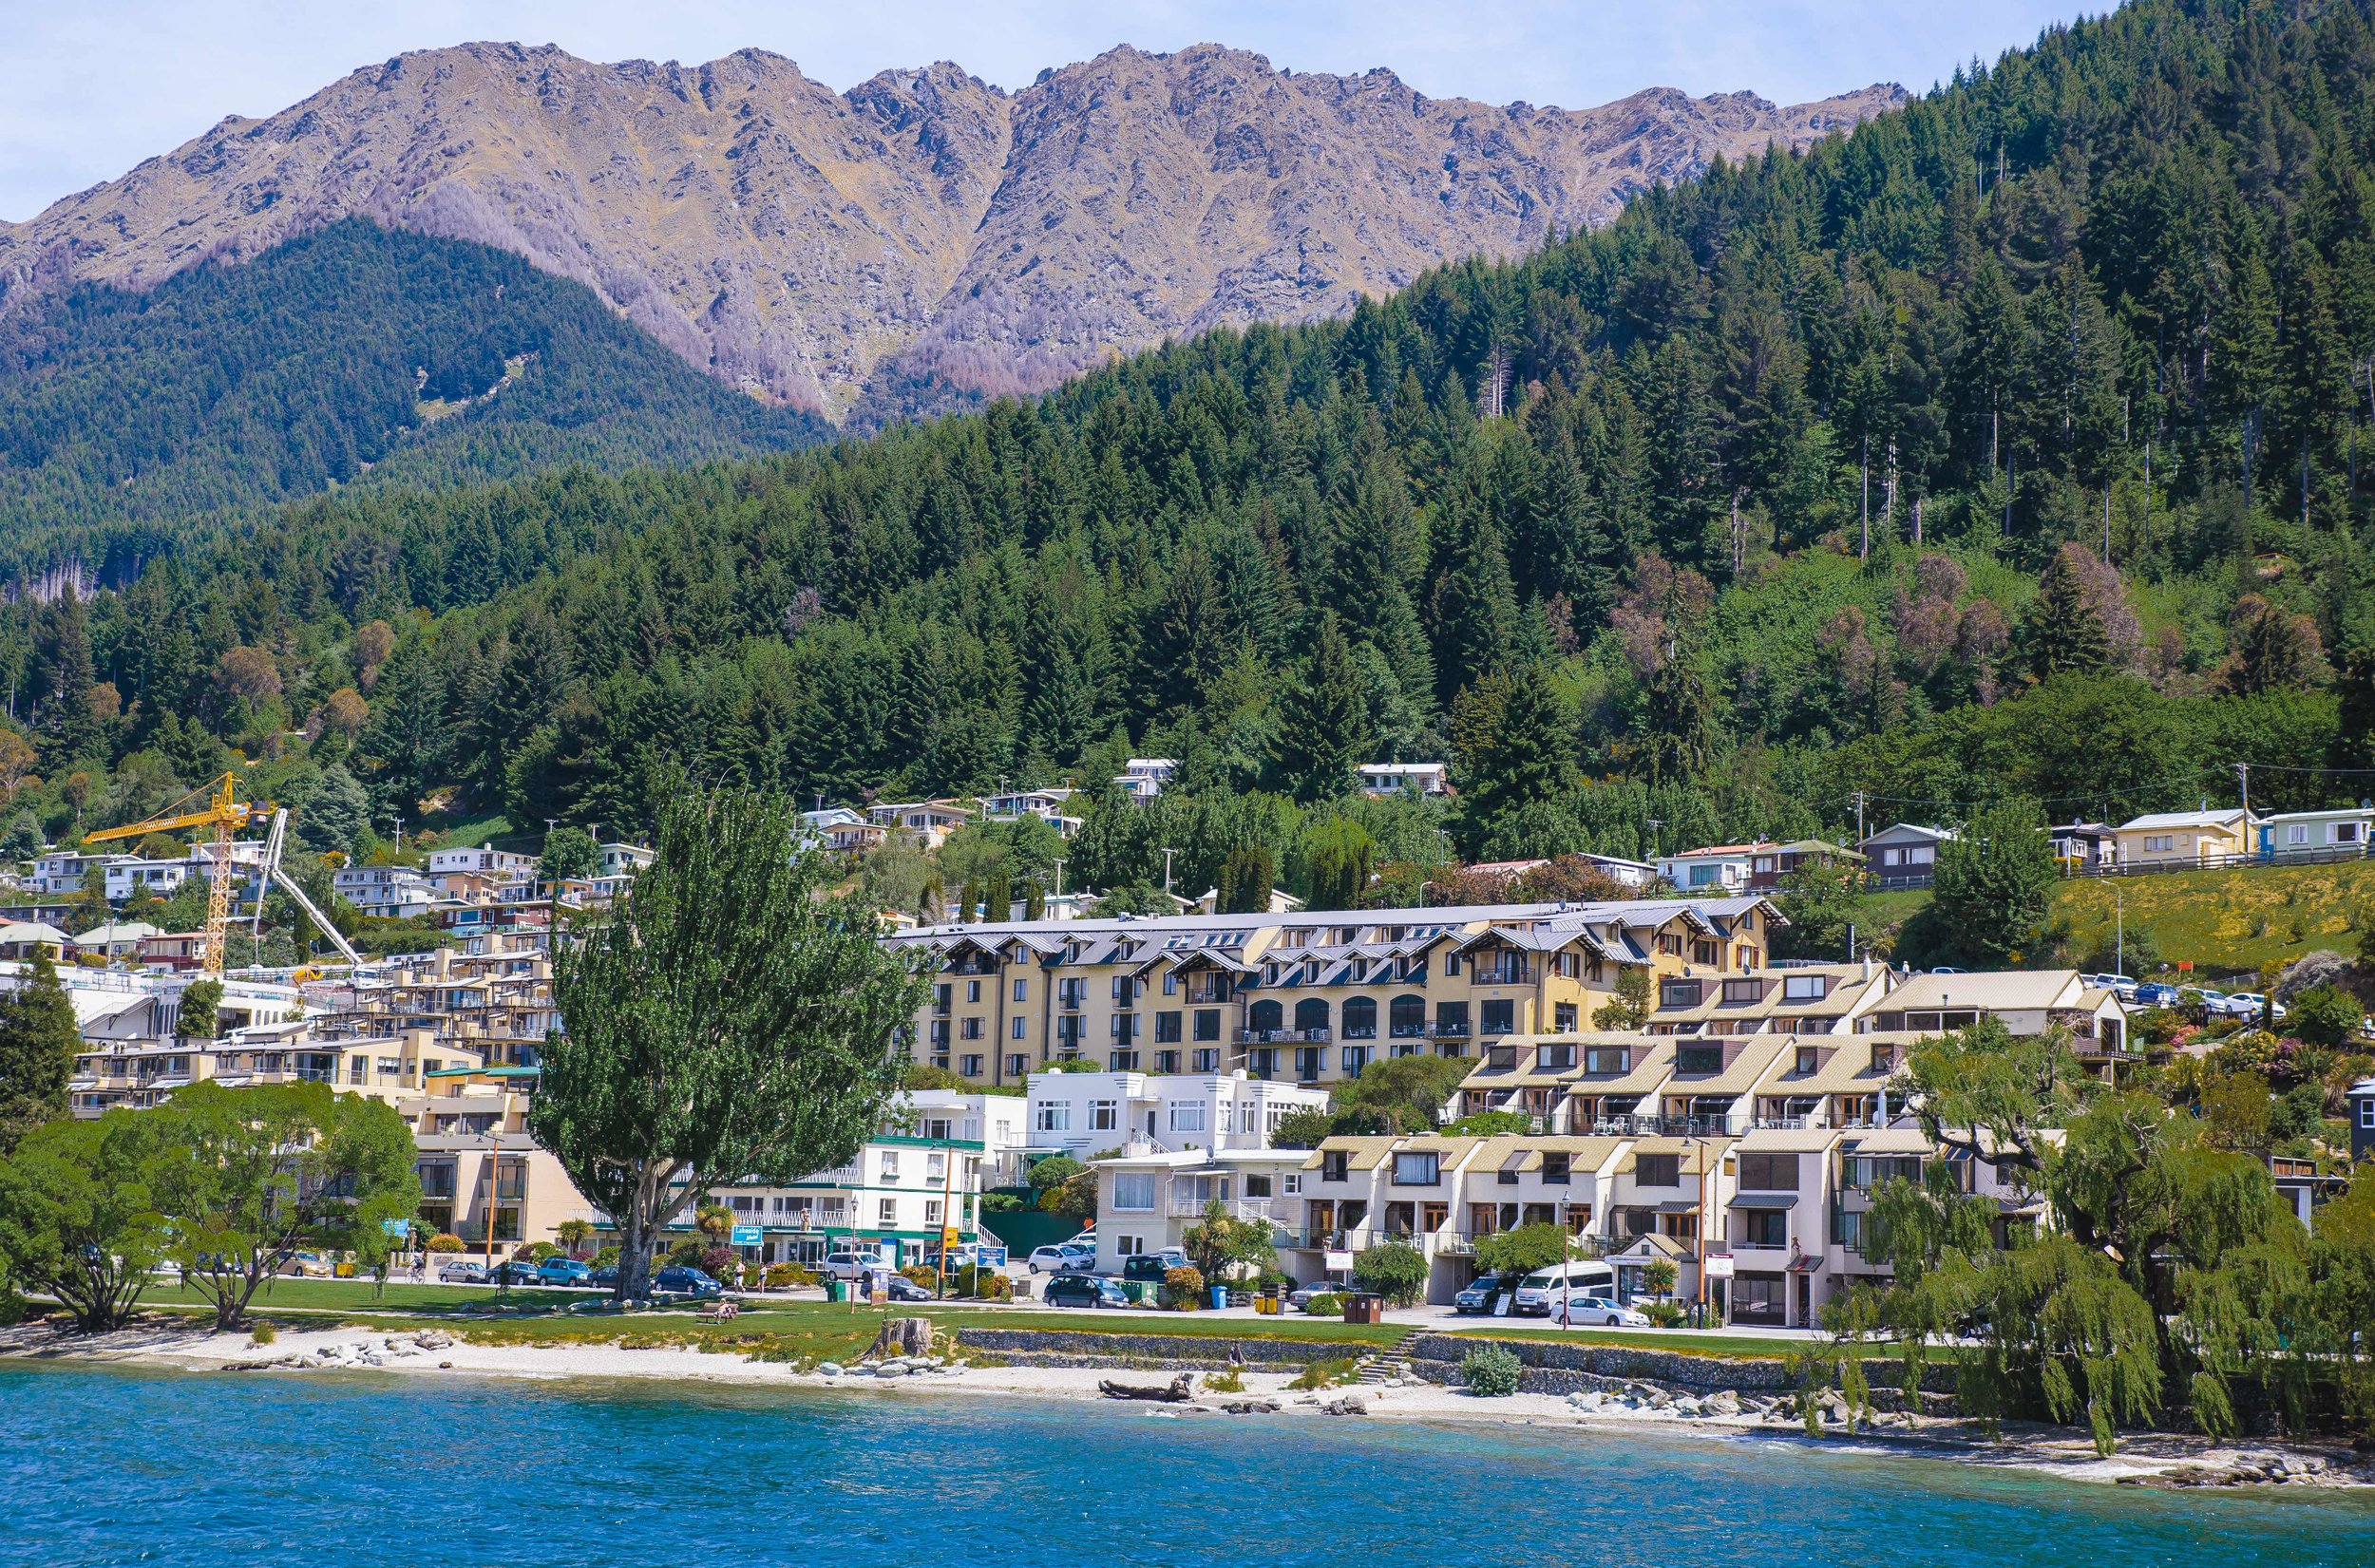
[533, 784, 929, 1304]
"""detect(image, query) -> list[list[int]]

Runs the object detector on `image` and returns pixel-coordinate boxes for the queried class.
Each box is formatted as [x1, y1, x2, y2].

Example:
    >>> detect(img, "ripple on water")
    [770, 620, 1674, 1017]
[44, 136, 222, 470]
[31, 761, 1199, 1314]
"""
[2, 1360, 2370, 1568]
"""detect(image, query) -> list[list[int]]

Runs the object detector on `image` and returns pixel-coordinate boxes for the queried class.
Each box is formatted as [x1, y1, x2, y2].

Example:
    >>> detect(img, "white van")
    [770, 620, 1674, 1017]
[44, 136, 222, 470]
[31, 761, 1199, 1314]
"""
[1513, 1260, 1616, 1316]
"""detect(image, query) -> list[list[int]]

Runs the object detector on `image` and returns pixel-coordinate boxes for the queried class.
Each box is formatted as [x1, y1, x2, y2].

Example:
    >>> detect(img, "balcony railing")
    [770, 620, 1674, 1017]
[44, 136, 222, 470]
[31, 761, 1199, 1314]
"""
[1238, 1027, 1331, 1044]
[1168, 1195, 1275, 1220]
[1341, 1027, 1378, 1040]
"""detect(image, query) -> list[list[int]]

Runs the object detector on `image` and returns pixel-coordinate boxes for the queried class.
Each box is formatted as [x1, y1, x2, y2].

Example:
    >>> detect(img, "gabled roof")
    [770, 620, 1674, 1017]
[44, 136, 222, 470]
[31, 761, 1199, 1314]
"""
[1882, 969, 2087, 1013]
[2118, 808, 2248, 832]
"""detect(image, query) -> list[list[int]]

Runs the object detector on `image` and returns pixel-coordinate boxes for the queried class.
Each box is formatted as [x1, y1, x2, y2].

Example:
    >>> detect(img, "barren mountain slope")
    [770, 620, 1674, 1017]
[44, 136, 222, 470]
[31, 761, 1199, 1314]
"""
[0, 41, 1901, 422]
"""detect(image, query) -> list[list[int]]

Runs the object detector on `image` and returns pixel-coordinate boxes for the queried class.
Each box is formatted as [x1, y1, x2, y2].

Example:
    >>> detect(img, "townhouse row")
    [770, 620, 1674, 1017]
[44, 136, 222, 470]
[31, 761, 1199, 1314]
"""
[886, 896, 1779, 1091]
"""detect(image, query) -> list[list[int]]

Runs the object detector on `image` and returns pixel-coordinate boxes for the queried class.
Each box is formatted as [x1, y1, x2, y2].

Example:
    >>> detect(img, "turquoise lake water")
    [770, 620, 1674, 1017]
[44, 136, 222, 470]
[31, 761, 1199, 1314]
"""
[5, 1360, 2372, 1566]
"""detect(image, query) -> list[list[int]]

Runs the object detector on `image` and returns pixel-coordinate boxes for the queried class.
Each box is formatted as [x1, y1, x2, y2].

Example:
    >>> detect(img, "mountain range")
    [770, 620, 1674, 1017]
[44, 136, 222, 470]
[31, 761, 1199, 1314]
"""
[0, 41, 1900, 426]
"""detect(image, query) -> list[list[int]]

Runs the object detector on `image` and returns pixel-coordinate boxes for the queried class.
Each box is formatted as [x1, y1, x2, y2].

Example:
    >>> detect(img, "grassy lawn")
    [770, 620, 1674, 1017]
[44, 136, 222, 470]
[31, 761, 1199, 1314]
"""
[2053, 860, 2375, 978]
[1448, 1325, 1938, 1361]
[138, 1279, 587, 1316]
[1851, 862, 2372, 980]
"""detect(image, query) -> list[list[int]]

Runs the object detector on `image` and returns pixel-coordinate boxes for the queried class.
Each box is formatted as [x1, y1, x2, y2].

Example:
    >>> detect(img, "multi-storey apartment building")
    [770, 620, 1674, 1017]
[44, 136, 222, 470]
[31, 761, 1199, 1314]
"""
[888, 896, 1781, 1091]
[1024, 1068, 1327, 1162]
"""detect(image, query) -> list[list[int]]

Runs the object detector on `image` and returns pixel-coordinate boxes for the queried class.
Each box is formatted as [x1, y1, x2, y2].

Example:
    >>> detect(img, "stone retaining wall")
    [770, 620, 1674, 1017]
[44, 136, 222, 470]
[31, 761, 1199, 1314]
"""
[1407, 1334, 1958, 1395]
[954, 1328, 1352, 1369]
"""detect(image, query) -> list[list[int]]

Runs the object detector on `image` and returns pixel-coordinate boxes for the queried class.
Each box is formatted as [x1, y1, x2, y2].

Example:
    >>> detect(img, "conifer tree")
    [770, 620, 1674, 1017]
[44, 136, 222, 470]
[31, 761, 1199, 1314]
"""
[1269, 615, 1372, 800]
[0, 948, 82, 1153]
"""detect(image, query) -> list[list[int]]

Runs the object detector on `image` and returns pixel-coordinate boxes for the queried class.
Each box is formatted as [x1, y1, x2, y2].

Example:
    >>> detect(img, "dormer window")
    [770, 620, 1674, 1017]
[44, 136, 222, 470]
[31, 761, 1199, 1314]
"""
[1795, 1047, 1818, 1075]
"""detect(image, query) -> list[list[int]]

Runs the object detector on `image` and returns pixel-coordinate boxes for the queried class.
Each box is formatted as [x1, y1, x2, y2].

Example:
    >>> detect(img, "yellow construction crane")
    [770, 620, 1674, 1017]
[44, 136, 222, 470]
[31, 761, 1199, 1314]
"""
[84, 771, 256, 979]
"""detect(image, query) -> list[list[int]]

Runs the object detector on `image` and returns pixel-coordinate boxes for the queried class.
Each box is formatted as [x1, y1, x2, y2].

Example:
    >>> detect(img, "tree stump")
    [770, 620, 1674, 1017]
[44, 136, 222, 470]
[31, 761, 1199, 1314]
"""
[871, 1316, 934, 1359]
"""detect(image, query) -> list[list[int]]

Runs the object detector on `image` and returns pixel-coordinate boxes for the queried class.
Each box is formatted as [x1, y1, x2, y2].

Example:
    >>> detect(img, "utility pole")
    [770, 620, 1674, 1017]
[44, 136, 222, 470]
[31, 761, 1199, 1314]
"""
[2235, 763, 2252, 828]
[1852, 791, 1868, 846]
[2115, 887, 2123, 976]
[1161, 847, 1176, 896]
[1053, 859, 1065, 905]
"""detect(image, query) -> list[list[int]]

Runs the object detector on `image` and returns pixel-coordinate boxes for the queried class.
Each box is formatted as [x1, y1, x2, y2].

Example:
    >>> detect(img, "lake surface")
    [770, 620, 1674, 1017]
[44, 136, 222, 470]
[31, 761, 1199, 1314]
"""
[5, 1360, 2371, 1567]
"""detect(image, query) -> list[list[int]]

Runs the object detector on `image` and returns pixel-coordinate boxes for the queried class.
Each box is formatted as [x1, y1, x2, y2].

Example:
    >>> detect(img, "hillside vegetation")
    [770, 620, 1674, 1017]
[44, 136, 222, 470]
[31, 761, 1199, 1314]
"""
[0, 220, 826, 563]
[0, 1, 2368, 909]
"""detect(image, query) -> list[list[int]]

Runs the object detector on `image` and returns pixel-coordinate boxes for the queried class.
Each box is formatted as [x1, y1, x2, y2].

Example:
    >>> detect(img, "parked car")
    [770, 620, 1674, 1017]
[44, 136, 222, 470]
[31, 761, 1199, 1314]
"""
[2219, 992, 2283, 1021]
[1027, 1242, 1097, 1275]
[2133, 982, 2182, 1009]
[2085, 973, 2138, 1000]
[1285, 1281, 1345, 1311]
[652, 1265, 724, 1298]
[537, 1256, 593, 1286]
[489, 1259, 543, 1286]
[438, 1259, 489, 1285]
[1042, 1274, 1131, 1309]
[820, 1249, 890, 1282]
[1454, 1273, 1518, 1315]
[1512, 1261, 1619, 1316]
[1121, 1255, 1186, 1285]
[590, 1265, 620, 1291]
[1550, 1294, 1651, 1328]
[885, 1275, 932, 1303]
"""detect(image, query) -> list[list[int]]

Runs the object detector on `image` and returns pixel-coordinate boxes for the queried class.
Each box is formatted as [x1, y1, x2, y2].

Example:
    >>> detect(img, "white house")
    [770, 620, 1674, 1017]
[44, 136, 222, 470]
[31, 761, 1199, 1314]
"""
[1356, 762, 1450, 797]
[1025, 1067, 1328, 1162]
[1656, 842, 1761, 892]
[2255, 804, 2372, 862]
[867, 801, 972, 849]
[427, 847, 538, 880]
[104, 858, 192, 903]
[1115, 759, 1179, 801]
[1091, 1146, 1313, 1274]
[32, 852, 134, 897]
[597, 841, 656, 878]
[979, 788, 1084, 839]
[800, 807, 887, 856]
[332, 866, 437, 919]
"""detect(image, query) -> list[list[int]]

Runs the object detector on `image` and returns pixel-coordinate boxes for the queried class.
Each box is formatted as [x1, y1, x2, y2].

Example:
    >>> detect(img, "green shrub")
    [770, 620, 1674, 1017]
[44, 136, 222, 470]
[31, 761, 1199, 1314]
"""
[248, 1320, 277, 1346]
[1206, 1366, 1245, 1393]
[980, 1192, 1024, 1212]
[1164, 1265, 1206, 1309]
[594, 1244, 620, 1267]
[425, 1233, 465, 1254]
[1461, 1345, 1523, 1397]
[899, 1265, 940, 1290]
[664, 1238, 706, 1269]
[952, 1265, 1013, 1300]
[762, 1262, 819, 1290]
[1351, 1240, 1427, 1308]
[1287, 1356, 1361, 1389]
[524, 1241, 559, 1262]
[1299, 1292, 1342, 1315]
[1642, 1301, 1686, 1328]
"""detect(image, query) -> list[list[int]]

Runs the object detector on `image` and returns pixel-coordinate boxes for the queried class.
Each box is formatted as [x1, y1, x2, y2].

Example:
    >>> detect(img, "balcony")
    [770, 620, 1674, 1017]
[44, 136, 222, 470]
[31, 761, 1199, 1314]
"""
[1168, 1195, 1275, 1220]
[1237, 1027, 1330, 1044]
[1428, 1022, 1471, 1039]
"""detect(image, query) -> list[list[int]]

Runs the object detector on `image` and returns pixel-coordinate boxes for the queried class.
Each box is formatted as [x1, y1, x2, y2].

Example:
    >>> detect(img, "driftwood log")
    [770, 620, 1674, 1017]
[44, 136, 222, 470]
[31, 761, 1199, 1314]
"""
[1099, 1372, 1195, 1403]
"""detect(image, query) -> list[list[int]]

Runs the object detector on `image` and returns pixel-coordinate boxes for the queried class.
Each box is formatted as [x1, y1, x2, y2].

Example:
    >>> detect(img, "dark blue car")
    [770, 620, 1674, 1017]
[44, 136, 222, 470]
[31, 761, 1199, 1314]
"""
[2134, 982, 2182, 1009]
[1042, 1274, 1130, 1309]
[653, 1266, 724, 1299]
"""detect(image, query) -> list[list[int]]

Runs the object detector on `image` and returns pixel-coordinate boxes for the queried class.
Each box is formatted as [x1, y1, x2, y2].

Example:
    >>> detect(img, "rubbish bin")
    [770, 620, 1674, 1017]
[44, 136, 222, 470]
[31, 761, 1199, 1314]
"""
[1209, 1284, 1228, 1311]
[826, 1277, 846, 1304]
[1342, 1294, 1384, 1325]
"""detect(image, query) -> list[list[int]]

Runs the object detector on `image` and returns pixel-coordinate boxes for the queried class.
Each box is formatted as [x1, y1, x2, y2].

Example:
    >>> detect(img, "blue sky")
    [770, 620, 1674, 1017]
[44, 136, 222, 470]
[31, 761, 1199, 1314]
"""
[3, 1, 2088, 222]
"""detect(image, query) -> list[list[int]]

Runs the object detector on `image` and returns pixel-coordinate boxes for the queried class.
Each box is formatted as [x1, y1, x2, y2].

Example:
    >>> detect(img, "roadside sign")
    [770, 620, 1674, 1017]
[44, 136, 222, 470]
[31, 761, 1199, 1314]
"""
[941, 1225, 962, 1247]
[1704, 1252, 1736, 1279]
[730, 1224, 763, 1247]
[381, 1219, 411, 1239]
[1323, 1250, 1353, 1272]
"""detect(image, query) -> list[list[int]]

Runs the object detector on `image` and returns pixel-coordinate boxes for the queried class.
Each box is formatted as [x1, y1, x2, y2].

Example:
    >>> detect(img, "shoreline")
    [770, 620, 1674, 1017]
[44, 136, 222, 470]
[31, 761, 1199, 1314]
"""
[8, 1319, 2368, 1492]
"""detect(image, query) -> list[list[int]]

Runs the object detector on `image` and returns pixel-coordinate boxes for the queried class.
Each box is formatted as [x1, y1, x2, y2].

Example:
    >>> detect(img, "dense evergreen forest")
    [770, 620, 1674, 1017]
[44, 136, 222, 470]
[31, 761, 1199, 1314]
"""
[1, 0, 2372, 910]
[0, 221, 826, 570]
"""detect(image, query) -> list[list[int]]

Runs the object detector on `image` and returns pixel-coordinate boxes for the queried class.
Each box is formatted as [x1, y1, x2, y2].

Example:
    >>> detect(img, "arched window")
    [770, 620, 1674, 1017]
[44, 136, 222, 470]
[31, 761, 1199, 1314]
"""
[1295, 997, 1331, 1038]
[1249, 999, 1283, 1034]
[1389, 994, 1426, 1037]
[1341, 996, 1378, 1039]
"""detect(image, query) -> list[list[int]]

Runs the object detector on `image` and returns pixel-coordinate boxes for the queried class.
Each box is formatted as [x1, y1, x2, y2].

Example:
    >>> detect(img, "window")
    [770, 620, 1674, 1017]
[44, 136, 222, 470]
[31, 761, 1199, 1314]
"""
[1738, 1152, 1800, 1190]
[1163, 972, 1177, 995]
[348, 1058, 366, 1085]
[1872, 1044, 1896, 1073]
[2342, 822, 2364, 844]
[1782, 973, 1829, 1001]
[1155, 1011, 1182, 1043]
[1112, 1172, 1157, 1212]
[1660, 980, 1702, 1009]
[2289, 823, 2309, 844]
[966, 979, 981, 1004]
[1014, 977, 1029, 1001]
[1740, 1209, 1788, 1248]
[1012, 1017, 1027, 1039]
[1720, 978, 1761, 1005]
[1481, 999, 1514, 1035]
[960, 1017, 982, 1040]
[1536, 1044, 1575, 1071]
[1006, 1053, 1027, 1078]
[1392, 1151, 1441, 1185]
[960, 1054, 983, 1077]
[1435, 1001, 1470, 1035]
[1192, 1048, 1221, 1072]
[1636, 1154, 1681, 1186]
[1586, 1047, 1630, 1074]
[2144, 834, 2175, 853]
[1035, 1104, 1071, 1132]
[2361, 1099, 2375, 1130]
[1282, 1172, 1302, 1196]
[1341, 1046, 1370, 1074]
[1543, 1152, 1571, 1184]
[1677, 1045, 1723, 1074]
[1320, 1150, 1351, 1182]
[878, 1199, 897, 1225]
[924, 1200, 943, 1226]
[1554, 1002, 1578, 1032]
[1795, 1047, 1818, 1075]
[1091, 1100, 1119, 1131]
[1168, 1103, 1206, 1133]
[879, 1152, 901, 1181]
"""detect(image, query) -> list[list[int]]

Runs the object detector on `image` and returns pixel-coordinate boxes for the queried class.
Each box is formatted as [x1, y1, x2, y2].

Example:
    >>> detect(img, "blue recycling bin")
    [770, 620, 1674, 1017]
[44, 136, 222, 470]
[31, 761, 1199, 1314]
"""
[1209, 1284, 1227, 1311]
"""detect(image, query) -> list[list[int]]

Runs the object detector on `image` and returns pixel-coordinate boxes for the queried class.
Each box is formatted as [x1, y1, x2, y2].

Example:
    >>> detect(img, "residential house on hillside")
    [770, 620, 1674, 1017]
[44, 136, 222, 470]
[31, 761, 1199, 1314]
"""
[1656, 843, 1760, 892]
[979, 787, 1084, 838]
[2049, 822, 2120, 871]
[2254, 804, 2371, 862]
[1742, 841, 1863, 894]
[799, 807, 886, 857]
[867, 800, 971, 849]
[1868, 970, 2133, 1077]
[1356, 762, 1450, 797]
[1858, 824, 1954, 889]
[2113, 808, 2252, 868]
[1115, 759, 1179, 800]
